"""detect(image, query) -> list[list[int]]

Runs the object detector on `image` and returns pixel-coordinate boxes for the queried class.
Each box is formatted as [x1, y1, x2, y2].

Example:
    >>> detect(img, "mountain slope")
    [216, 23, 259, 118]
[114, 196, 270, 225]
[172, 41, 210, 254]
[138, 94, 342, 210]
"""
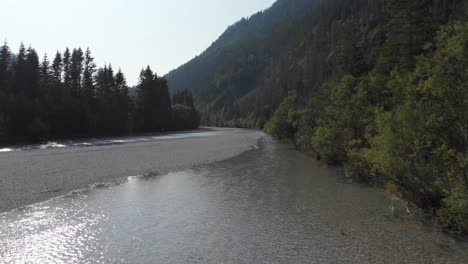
[167, 0, 466, 128]
[166, 0, 320, 127]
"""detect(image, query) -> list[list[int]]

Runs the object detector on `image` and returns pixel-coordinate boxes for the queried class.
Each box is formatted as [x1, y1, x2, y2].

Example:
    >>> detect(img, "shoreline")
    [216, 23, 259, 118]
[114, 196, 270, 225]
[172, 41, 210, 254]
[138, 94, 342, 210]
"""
[0, 128, 264, 213]
[0, 127, 217, 150]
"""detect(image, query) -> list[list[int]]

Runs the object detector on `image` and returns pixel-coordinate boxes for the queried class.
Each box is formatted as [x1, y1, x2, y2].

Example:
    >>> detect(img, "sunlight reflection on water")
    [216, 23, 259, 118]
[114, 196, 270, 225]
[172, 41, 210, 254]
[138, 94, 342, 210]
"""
[1, 140, 468, 263]
[0, 131, 220, 153]
[1, 202, 107, 263]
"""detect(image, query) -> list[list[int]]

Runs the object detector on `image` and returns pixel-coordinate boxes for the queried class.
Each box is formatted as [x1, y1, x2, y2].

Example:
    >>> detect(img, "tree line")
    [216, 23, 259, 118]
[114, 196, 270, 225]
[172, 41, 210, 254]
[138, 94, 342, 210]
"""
[0, 43, 199, 142]
[265, 0, 468, 233]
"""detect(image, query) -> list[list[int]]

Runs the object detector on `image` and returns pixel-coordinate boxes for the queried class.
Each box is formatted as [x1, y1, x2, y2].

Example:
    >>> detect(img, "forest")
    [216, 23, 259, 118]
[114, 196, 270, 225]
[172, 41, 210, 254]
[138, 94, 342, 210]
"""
[264, 0, 468, 233]
[168, 0, 468, 233]
[0, 44, 199, 143]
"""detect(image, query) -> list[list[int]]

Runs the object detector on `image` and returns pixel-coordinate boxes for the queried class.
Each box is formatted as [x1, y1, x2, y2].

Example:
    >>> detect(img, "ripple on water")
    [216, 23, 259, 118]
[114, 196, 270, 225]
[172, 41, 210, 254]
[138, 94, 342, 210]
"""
[1, 139, 468, 263]
[0, 196, 107, 263]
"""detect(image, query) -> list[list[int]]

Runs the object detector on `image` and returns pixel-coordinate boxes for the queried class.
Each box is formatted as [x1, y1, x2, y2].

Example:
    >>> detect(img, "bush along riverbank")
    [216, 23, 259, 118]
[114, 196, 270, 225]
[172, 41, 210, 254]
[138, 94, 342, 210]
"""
[265, 21, 468, 234]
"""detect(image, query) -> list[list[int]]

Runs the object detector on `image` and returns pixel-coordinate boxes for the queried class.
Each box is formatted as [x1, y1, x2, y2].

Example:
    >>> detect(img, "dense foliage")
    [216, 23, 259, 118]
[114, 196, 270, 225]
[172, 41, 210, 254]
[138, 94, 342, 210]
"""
[168, 0, 467, 232]
[0, 44, 199, 143]
[171, 90, 200, 130]
[263, 0, 468, 232]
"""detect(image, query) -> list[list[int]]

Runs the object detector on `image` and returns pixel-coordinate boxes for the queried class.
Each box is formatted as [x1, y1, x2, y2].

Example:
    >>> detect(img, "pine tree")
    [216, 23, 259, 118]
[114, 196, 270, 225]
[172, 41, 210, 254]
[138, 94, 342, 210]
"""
[134, 66, 168, 132]
[384, 0, 434, 70]
[156, 77, 172, 130]
[0, 42, 11, 135]
[336, 19, 366, 76]
[82, 48, 97, 133]
[70, 48, 84, 95]
[82, 48, 96, 101]
[115, 69, 128, 97]
[51, 51, 62, 84]
[63, 48, 71, 90]
[46, 51, 63, 136]
[115, 69, 131, 133]
[39, 54, 52, 100]
[40, 54, 51, 84]
[0, 42, 11, 93]
[14, 43, 27, 95]
[25, 47, 40, 98]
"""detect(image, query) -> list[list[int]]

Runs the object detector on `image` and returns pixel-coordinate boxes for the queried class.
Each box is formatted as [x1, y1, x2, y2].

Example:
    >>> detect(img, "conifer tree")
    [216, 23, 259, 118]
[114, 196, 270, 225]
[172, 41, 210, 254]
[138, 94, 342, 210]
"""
[82, 48, 96, 101]
[25, 47, 40, 98]
[14, 43, 27, 95]
[0, 42, 11, 93]
[70, 48, 84, 95]
[0, 42, 11, 134]
[384, 0, 434, 70]
[51, 51, 62, 84]
[63, 48, 71, 90]
[115, 69, 131, 133]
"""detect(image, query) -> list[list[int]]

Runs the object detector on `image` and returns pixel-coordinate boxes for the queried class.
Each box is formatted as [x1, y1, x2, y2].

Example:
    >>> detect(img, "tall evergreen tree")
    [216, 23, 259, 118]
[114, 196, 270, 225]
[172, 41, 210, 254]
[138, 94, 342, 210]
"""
[0, 42, 11, 93]
[82, 48, 96, 101]
[156, 77, 172, 130]
[40, 54, 51, 86]
[115, 69, 131, 133]
[14, 43, 27, 95]
[70, 48, 84, 95]
[133, 66, 172, 132]
[82, 48, 97, 133]
[51, 51, 62, 83]
[63, 48, 72, 90]
[0, 42, 11, 135]
[25, 47, 40, 98]
[134, 66, 154, 132]
[383, 0, 434, 70]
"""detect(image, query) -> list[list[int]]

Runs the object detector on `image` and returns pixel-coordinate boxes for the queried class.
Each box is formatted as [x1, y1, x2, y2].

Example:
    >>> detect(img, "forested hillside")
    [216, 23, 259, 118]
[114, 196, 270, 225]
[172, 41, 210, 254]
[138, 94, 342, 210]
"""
[168, 0, 468, 232]
[0, 44, 199, 143]
[166, 0, 320, 127]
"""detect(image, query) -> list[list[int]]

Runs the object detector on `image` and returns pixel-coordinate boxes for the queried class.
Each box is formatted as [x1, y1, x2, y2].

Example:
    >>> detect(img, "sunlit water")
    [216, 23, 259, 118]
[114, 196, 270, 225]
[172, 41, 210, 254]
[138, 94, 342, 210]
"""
[0, 130, 220, 153]
[1, 138, 468, 263]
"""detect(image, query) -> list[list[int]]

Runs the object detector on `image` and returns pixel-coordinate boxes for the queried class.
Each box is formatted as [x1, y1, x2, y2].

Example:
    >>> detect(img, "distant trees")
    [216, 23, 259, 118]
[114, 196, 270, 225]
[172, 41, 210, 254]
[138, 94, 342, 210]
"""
[94, 65, 131, 135]
[0, 44, 199, 143]
[133, 67, 172, 132]
[383, 0, 435, 70]
[172, 89, 195, 108]
[165, 0, 320, 128]
[171, 89, 199, 130]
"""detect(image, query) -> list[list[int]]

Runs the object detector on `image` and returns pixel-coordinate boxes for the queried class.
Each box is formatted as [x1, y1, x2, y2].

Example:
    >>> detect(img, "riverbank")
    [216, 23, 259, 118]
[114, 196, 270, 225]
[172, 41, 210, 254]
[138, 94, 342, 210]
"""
[2, 136, 468, 263]
[0, 128, 264, 213]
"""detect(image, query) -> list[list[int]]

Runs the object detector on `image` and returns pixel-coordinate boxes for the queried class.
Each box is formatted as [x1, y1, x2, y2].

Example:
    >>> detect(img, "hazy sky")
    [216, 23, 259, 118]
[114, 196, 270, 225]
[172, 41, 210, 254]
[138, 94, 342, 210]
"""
[1, 0, 276, 85]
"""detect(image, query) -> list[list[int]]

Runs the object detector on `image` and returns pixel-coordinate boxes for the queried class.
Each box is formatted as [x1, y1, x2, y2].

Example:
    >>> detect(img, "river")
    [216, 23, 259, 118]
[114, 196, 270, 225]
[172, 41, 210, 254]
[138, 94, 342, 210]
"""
[1, 136, 468, 263]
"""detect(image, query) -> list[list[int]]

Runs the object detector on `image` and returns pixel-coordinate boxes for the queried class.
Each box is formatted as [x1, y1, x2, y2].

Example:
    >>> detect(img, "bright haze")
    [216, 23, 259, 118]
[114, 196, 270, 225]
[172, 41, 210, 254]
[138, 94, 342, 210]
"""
[0, 0, 275, 85]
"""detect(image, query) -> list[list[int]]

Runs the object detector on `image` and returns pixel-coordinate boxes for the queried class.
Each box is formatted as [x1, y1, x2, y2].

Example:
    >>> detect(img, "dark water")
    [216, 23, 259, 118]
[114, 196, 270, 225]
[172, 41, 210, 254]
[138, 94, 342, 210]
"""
[1, 138, 468, 263]
[0, 130, 220, 153]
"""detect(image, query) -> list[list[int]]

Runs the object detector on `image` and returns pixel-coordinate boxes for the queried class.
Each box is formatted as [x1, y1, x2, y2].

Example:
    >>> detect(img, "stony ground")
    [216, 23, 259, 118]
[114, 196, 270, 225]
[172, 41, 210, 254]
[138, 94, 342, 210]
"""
[0, 128, 264, 212]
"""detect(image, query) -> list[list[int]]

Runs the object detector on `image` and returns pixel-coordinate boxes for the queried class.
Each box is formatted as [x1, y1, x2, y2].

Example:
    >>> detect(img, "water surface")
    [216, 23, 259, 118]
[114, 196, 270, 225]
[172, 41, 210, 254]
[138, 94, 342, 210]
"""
[1, 138, 468, 263]
[0, 130, 220, 153]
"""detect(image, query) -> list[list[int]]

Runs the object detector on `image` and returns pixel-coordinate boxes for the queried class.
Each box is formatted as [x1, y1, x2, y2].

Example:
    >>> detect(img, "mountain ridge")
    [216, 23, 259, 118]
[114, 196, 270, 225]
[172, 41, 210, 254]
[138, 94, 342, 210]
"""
[166, 0, 320, 127]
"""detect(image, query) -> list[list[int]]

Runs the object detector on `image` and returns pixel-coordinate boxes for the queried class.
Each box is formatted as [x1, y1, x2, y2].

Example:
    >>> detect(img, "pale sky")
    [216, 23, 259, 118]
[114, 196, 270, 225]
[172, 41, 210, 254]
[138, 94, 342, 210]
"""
[1, 0, 276, 85]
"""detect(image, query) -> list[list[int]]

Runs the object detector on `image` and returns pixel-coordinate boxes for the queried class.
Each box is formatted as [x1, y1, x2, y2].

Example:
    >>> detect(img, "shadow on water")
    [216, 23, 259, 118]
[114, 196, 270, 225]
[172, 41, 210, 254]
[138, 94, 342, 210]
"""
[0, 129, 221, 153]
[1, 137, 468, 263]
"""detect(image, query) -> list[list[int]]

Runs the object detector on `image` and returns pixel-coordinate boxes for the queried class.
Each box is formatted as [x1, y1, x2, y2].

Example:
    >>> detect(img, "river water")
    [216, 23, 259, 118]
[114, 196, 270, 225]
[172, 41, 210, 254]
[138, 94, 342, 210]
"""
[1, 137, 468, 263]
[0, 130, 221, 153]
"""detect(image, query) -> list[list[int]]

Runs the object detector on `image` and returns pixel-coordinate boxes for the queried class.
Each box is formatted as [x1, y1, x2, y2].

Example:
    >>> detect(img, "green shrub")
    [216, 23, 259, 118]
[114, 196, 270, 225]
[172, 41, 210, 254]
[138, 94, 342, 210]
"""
[439, 193, 468, 233]
[264, 93, 298, 141]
